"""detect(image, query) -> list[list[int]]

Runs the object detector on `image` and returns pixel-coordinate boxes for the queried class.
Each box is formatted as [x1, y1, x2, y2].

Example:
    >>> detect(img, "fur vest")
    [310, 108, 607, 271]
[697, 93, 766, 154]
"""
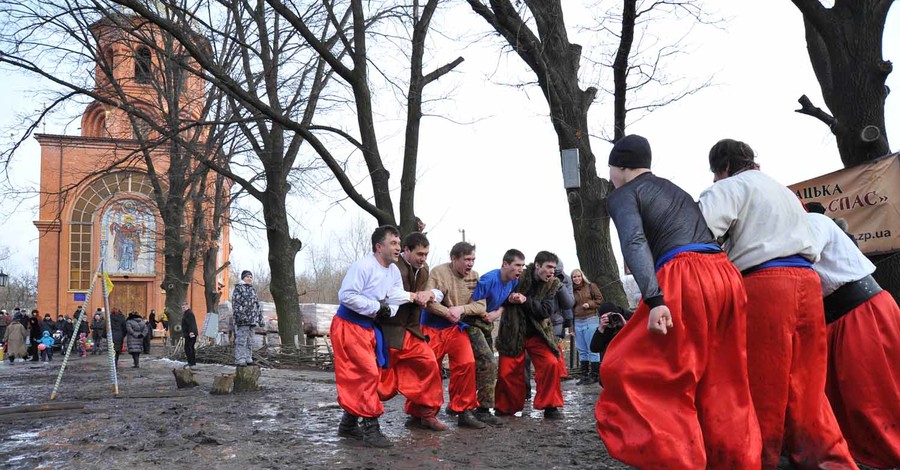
[496, 264, 561, 358]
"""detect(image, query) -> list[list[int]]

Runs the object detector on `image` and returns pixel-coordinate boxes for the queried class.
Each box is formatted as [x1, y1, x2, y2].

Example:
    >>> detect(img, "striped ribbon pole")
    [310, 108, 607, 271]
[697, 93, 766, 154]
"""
[101, 261, 119, 395]
[49, 269, 100, 400]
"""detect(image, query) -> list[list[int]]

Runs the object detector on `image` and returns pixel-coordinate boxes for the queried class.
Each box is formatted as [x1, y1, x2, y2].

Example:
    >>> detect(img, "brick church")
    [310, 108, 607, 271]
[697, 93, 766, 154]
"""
[32, 16, 230, 328]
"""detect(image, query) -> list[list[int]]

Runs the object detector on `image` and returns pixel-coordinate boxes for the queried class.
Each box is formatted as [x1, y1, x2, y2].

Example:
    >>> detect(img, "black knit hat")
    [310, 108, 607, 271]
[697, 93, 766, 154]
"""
[609, 134, 652, 169]
[241, 270, 253, 280]
[805, 202, 826, 214]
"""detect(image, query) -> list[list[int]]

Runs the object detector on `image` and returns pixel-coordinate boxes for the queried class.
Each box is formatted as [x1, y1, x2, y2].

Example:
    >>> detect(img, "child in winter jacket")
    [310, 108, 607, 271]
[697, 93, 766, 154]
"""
[38, 330, 55, 362]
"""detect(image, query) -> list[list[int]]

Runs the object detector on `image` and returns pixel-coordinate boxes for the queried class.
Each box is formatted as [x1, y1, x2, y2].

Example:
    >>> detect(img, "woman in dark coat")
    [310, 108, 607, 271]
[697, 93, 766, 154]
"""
[149, 310, 158, 331]
[181, 304, 198, 367]
[28, 310, 42, 361]
[125, 312, 149, 368]
[110, 309, 127, 366]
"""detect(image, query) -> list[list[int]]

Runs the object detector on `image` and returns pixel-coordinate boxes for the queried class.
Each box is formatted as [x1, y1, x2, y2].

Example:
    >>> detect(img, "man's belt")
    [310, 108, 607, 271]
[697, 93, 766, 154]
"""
[824, 274, 882, 324]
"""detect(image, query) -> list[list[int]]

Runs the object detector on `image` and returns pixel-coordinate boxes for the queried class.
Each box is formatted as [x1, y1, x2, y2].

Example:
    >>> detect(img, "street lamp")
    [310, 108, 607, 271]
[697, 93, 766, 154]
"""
[0, 270, 8, 288]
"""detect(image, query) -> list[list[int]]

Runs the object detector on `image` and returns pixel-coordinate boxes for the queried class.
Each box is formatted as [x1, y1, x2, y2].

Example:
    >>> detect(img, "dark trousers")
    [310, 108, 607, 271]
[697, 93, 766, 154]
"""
[114, 339, 123, 364]
[184, 336, 197, 366]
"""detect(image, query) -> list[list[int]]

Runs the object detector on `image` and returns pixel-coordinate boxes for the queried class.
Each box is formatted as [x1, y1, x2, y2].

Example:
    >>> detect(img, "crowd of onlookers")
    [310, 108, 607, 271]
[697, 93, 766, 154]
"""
[0, 306, 165, 368]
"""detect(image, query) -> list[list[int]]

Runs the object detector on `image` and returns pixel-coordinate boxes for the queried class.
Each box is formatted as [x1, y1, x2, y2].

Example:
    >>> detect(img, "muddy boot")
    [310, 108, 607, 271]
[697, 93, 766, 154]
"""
[458, 410, 487, 429]
[337, 411, 363, 440]
[474, 408, 503, 426]
[418, 408, 448, 432]
[590, 362, 600, 385]
[444, 406, 459, 417]
[543, 407, 564, 420]
[361, 417, 392, 448]
[575, 361, 591, 385]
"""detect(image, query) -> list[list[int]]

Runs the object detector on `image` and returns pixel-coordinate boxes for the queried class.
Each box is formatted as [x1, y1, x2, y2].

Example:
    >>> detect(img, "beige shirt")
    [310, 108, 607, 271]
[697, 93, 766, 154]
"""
[426, 263, 486, 318]
[699, 170, 820, 272]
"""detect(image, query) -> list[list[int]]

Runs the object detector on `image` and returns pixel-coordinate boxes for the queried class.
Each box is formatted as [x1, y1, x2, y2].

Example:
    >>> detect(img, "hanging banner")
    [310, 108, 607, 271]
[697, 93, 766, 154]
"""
[789, 154, 900, 255]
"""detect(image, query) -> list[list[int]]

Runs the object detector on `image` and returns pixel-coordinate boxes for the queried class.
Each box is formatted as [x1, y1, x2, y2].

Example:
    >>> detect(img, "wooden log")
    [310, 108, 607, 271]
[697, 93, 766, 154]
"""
[210, 374, 234, 395]
[233, 365, 260, 393]
[0, 402, 84, 416]
[0, 409, 92, 421]
[173, 367, 199, 389]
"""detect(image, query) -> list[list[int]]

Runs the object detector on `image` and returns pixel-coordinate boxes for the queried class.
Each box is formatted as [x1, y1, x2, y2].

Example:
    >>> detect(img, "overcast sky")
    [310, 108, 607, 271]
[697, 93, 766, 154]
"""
[0, 1, 898, 287]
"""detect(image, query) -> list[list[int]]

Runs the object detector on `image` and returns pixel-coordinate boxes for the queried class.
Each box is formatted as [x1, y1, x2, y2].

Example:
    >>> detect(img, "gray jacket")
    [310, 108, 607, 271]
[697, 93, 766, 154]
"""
[551, 264, 576, 337]
[125, 317, 149, 353]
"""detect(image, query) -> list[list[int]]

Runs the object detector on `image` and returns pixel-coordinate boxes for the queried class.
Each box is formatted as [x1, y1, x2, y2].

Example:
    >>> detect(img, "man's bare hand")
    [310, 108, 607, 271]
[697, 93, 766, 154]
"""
[482, 307, 503, 323]
[414, 290, 434, 306]
[508, 293, 526, 305]
[446, 306, 464, 323]
[647, 305, 673, 335]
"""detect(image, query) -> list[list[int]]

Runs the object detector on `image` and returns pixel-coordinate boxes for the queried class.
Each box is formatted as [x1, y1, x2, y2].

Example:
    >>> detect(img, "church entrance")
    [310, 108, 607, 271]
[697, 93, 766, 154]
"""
[108, 281, 148, 316]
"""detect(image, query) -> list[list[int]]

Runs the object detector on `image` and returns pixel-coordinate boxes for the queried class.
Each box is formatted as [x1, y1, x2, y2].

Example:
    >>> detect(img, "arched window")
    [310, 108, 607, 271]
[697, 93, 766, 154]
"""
[134, 47, 152, 84]
[69, 172, 157, 290]
[81, 102, 108, 138]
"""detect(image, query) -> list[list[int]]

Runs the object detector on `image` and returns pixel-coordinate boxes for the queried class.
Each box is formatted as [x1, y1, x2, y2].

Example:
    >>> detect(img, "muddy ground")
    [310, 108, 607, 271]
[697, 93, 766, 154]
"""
[0, 349, 879, 470]
[0, 347, 626, 470]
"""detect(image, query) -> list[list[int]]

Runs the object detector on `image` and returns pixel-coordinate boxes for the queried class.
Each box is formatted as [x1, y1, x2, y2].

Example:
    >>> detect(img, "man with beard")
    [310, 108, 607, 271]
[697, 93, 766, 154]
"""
[469, 249, 525, 423]
[333, 225, 441, 448]
[376, 231, 448, 433]
[494, 251, 565, 419]
[424, 242, 488, 428]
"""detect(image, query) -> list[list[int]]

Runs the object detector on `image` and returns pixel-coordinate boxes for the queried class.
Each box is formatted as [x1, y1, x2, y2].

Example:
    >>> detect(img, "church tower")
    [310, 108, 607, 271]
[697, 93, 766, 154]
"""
[33, 15, 230, 329]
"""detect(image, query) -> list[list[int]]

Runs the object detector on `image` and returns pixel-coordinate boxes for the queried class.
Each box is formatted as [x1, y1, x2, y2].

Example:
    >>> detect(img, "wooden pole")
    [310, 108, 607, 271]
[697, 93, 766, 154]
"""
[50, 269, 100, 400]
[101, 260, 119, 396]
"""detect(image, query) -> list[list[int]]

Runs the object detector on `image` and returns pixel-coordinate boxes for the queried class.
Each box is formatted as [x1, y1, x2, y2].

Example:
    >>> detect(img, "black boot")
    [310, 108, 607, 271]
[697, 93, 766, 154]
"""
[590, 362, 600, 385]
[575, 361, 591, 385]
[132, 353, 140, 368]
[337, 411, 363, 440]
[361, 417, 392, 448]
[458, 410, 487, 429]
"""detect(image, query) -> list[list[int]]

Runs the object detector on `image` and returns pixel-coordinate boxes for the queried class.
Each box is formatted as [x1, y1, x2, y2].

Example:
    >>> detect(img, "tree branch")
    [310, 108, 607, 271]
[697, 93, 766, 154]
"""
[795, 94, 836, 128]
[423, 56, 465, 86]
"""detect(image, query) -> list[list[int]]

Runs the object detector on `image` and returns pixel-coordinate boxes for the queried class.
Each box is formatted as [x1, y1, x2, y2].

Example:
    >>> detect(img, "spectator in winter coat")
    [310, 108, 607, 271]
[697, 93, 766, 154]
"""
[149, 310, 158, 331]
[3, 316, 27, 364]
[39, 314, 55, 337]
[125, 312, 149, 368]
[0, 309, 9, 343]
[181, 304, 198, 368]
[231, 270, 263, 366]
[55, 315, 67, 334]
[28, 310, 42, 361]
[110, 309, 128, 366]
[142, 316, 152, 354]
[90, 313, 106, 355]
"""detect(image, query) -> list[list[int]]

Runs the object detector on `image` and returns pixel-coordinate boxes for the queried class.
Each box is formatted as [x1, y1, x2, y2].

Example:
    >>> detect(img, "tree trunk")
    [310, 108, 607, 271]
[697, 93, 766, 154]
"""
[801, 9, 892, 167]
[261, 181, 303, 345]
[211, 373, 234, 395]
[172, 367, 199, 389]
[234, 365, 260, 392]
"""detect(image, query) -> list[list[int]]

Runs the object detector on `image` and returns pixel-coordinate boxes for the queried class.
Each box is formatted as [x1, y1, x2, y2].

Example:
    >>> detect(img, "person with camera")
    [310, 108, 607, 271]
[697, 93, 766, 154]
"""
[596, 135, 761, 469]
[571, 269, 603, 385]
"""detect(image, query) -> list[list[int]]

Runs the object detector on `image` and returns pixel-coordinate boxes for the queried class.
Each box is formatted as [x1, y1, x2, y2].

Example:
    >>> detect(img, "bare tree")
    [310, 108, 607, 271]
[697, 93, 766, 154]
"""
[790, 0, 896, 297]
[465, 0, 714, 303]
[0, 5, 236, 341]
[791, 0, 893, 167]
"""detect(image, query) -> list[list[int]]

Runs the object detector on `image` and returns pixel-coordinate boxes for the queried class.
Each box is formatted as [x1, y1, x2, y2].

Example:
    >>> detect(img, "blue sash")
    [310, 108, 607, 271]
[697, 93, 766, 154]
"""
[419, 309, 469, 332]
[655, 243, 722, 271]
[336, 304, 390, 369]
[742, 255, 814, 276]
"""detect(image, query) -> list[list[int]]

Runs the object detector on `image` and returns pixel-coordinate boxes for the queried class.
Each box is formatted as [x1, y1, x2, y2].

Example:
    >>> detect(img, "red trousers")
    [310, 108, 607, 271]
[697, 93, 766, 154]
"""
[496, 336, 563, 413]
[422, 325, 478, 412]
[557, 343, 568, 378]
[743, 267, 856, 469]
[377, 330, 444, 418]
[331, 316, 383, 418]
[595, 252, 761, 469]
[826, 290, 900, 468]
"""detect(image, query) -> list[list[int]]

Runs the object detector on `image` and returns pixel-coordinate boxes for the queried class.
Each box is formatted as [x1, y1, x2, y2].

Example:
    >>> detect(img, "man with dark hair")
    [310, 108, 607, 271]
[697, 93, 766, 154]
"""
[424, 241, 487, 428]
[494, 250, 566, 419]
[699, 138, 853, 468]
[596, 135, 761, 469]
[377, 231, 448, 432]
[469, 248, 526, 424]
[333, 225, 439, 448]
[181, 303, 198, 368]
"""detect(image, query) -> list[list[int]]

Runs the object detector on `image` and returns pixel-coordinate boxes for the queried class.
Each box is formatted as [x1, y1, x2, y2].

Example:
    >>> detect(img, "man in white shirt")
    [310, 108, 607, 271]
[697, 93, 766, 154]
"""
[698, 138, 856, 469]
[808, 211, 900, 468]
[332, 225, 435, 448]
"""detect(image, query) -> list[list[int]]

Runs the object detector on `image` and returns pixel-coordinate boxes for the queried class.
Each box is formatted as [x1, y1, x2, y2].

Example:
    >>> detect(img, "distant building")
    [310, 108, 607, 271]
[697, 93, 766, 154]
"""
[33, 16, 230, 325]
